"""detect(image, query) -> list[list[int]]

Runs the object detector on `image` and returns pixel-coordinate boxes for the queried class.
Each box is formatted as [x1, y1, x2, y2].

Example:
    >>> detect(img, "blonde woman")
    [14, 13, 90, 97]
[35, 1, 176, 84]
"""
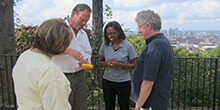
[12, 18, 73, 110]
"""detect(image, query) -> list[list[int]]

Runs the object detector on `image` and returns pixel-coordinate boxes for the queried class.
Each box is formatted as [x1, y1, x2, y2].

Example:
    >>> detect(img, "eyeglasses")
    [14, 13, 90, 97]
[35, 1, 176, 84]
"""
[136, 23, 147, 30]
[106, 31, 117, 36]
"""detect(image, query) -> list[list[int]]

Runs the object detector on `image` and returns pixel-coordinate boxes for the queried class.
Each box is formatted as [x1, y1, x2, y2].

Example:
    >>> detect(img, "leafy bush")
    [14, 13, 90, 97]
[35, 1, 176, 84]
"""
[15, 25, 37, 54]
[126, 35, 146, 56]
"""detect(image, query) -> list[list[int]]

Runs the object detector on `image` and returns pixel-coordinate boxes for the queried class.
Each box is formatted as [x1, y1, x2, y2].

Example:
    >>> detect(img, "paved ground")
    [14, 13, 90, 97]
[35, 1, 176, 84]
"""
[88, 107, 218, 110]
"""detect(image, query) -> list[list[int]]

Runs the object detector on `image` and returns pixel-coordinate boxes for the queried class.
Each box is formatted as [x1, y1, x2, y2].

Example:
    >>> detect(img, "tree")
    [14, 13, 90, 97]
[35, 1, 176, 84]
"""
[103, 4, 112, 25]
[87, 0, 104, 108]
[204, 43, 220, 57]
[0, 0, 16, 54]
[0, 0, 16, 108]
[91, 0, 103, 86]
[126, 35, 146, 56]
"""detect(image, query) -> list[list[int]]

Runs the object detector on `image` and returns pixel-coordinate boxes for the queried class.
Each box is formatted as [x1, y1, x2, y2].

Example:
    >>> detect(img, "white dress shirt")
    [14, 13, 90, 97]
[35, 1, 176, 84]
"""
[52, 20, 92, 73]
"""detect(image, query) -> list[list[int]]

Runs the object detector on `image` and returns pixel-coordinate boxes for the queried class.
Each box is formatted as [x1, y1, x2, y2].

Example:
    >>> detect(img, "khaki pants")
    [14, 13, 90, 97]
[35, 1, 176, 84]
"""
[65, 70, 87, 110]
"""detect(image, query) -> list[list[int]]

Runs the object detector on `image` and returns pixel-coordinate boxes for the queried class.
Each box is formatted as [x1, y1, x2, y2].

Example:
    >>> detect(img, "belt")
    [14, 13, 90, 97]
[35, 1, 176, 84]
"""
[64, 70, 83, 75]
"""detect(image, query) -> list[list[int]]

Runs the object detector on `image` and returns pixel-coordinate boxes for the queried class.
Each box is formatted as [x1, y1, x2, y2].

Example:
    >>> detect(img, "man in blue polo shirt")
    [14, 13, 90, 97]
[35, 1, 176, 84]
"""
[130, 9, 174, 110]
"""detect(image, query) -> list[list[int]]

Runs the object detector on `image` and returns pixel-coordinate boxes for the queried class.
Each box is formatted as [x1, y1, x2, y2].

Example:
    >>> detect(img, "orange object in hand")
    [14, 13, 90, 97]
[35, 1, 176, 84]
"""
[82, 63, 93, 69]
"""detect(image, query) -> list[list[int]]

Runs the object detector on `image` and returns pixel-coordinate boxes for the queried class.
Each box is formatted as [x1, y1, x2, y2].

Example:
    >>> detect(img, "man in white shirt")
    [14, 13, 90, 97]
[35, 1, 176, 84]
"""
[52, 4, 92, 110]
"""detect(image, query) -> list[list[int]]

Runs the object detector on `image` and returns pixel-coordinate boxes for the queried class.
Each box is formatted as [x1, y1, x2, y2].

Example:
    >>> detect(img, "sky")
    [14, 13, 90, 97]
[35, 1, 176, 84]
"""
[14, 0, 220, 31]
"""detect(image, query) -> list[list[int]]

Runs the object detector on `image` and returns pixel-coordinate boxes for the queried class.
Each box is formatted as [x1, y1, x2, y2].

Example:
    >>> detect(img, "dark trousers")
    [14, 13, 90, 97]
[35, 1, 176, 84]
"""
[102, 78, 131, 110]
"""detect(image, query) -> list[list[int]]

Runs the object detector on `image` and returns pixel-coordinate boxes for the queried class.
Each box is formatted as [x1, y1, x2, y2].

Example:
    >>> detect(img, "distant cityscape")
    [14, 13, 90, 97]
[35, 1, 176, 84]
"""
[161, 28, 220, 52]
[126, 28, 220, 53]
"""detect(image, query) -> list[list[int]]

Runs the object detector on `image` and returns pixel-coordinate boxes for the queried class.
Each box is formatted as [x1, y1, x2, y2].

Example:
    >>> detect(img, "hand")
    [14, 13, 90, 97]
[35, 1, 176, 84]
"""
[107, 59, 113, 67]
[108, 58, 118, 68]
[108, 61, 113, 67]
[79, 58, 89, 70]
[78, 58, 89, 66]
[65, 48, 83, 61]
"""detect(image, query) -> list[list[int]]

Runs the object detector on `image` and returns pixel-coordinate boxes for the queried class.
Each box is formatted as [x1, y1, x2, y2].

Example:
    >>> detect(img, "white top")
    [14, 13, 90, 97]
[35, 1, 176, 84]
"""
[12, 49, 71, 110]
[52, 20, 92, 73]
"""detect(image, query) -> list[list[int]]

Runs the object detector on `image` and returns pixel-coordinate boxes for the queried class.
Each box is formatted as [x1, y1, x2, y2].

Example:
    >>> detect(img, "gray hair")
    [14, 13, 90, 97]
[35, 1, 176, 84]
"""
[135, 10, 162, 31]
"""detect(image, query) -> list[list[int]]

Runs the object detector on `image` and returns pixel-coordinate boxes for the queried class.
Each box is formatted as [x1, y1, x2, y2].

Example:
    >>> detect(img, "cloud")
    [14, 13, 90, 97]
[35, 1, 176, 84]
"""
[15, 0, 92, 25]
[15, 0, 220, 30]
[108, 10, 137, 23]
[104, 10, 138, 30]
[112, 0, 178, 10]
[142, 0, 220, 30]
[110, 0, 216, 30]
[16, 0, 54, 25]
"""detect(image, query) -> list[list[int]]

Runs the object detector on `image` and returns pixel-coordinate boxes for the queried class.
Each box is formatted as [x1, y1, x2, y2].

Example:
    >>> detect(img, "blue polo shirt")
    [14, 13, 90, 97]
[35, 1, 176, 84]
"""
[130, 33, 174, 110]
[99, 40, 137, 82]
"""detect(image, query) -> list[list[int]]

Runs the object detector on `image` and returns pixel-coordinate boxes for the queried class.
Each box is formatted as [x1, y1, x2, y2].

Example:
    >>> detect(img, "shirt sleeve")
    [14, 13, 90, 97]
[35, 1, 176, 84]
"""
[143, 51, 161, 82]
[39, 66, 71, 110]
[128, 43, 137, 60]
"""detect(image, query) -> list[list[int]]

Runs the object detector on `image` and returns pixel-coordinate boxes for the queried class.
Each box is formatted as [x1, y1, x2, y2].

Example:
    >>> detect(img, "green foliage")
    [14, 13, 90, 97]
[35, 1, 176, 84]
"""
[126, 35, 146, 56]
[15, 25, 37, 54]
[103, 4, 113, 24]
[15, 24, 92, 55]
[170, 58, 220, 108]
[174, 47, 190, 57]
[173, 47, 202, 57]
[203, 43, 220, 57]
[86, 70, 105, 108]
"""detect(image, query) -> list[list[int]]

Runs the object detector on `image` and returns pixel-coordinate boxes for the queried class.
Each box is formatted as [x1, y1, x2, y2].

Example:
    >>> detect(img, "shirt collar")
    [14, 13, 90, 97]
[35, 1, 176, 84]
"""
[109, 40, 124, 48]
[145, 33, 163, 45]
